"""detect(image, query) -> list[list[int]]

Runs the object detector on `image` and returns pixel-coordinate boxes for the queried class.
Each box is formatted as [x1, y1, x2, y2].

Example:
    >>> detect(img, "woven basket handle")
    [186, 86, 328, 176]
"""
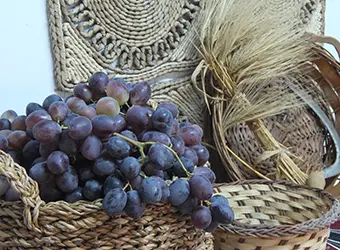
[0, 150, 43, 232]
[305, 35, 340, 179]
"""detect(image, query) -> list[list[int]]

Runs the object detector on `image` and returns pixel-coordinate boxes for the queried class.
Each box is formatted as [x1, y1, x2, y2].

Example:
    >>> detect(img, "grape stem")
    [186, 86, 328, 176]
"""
[204, 200, 212, 207]
[143, 142, 192, 177]
[113, 133, 192, 177]
[113, 133, 146, 159]
[61, 125, 68, 130]
[123, 182, 132, 191]
[140, 172, 147, 178]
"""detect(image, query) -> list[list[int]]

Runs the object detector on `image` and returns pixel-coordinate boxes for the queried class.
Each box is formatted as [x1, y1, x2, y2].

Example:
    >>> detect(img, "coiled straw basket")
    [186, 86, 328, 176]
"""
[0, 151, 213, 249]
[213, 180, 340, 250]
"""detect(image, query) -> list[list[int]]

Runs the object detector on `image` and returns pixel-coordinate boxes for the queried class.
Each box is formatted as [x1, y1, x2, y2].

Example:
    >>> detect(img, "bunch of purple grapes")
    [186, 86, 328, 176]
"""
[0, 72, 234, 232]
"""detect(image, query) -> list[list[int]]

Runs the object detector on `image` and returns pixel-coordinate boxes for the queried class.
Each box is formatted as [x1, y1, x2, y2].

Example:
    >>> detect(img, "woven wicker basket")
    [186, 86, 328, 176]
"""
[0, 151, 213, 249]
[212, 180, 340, 250]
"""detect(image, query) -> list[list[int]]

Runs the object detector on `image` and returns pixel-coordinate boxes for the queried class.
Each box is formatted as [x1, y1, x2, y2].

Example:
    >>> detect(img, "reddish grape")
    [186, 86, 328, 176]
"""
[92, 115, 115, 139]
[88, 72, 109, 93]
[29, 162, 54, 185]
[0, 134, 8, 151]
[148, 143, 174, 170]
[56, 166, 79, 193]
[96, 97, 120, 116]
[191, 206, 212, 229]
[7, 130, 30, 150]
[140, 131, 171, 146]
[47, 151, 69, 175]
[68, 116, 92, 140]
[151, 107, 174, 135]
[111, 115, 127, 133]
[171, 119, 179, 135]
[22, 140, 40, 169]
[26, 102, 44, 116]
[191, 144, 210, 166]
[58, 130, 80, 156]
[189, 174, 213, 201]
[158, 101, 179, 118]
[40, 140, 59, 158]
[80, 135, 102, 161]
[170, 136, 185, 155]
[11, 115, 27, 131]
[1, 110, 18, 122]
[178, 125, 203, 146]
[182, 147, 198, 165]
[43, 94, 63, 111]
[129, 82, 151, 105]
[73, 83, 93, 102]
[107, 78, 129, 105]
[66, 97, 87, 113]
[77, 106, 96, 120]
[26, 110, 51, 130]
[62, 113, 79, 127]
[193, 166, 216, 184]
[126, 105, 150, 133]
[32, 120, 62, 143]
[0, 129, 12, 137]
[7, 149, 22, 164]
[48, 101, 68, 122]
[0, 118, 11, 130]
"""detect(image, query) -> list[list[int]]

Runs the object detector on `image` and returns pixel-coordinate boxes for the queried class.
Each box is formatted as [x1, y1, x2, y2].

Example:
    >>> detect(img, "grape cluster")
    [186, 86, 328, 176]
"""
[0, 72, 234, 232]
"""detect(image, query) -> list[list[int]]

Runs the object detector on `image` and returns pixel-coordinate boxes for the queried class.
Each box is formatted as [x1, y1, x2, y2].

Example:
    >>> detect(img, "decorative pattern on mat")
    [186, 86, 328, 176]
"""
[47, 0, 325, 129]
[47, 0, 325, 92]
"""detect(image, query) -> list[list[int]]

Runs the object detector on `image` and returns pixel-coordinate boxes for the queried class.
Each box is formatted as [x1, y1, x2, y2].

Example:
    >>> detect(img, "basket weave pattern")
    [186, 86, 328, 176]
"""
[213, 180, 340, 250]
[227, 106, 326, 180]
[47, 0, 325, 131]
[0, 151, 212, 249]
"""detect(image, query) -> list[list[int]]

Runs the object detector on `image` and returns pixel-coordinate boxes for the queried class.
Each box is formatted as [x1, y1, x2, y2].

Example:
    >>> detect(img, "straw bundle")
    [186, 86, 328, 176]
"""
[192, 0, 319, 184]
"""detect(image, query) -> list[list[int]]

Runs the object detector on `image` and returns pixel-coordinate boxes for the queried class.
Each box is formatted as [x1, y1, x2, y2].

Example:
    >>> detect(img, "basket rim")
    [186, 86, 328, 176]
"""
[214, 180, 340, 238]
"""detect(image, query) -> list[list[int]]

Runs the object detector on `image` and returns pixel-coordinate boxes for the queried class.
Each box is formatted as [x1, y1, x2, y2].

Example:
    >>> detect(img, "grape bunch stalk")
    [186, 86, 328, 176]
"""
[0, 72, 235, 232]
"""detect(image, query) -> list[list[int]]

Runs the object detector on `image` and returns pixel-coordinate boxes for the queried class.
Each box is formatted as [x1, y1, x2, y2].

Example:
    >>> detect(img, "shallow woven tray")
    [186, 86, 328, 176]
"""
[213, 180, 340, 250]
[0, 151, 213, 249]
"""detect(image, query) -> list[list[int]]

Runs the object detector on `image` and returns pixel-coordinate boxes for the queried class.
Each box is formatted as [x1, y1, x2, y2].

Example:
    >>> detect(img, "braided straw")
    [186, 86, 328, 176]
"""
[213, 180, 340, 250]
[0, 151, 213, 249]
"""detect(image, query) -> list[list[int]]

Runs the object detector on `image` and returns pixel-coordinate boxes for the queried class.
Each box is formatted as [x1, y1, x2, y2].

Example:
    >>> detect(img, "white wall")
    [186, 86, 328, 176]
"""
[0, 0, 339, 115]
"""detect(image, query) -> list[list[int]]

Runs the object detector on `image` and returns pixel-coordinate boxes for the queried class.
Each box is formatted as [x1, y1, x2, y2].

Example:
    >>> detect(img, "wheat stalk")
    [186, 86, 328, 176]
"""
[193, 0, 318, 184]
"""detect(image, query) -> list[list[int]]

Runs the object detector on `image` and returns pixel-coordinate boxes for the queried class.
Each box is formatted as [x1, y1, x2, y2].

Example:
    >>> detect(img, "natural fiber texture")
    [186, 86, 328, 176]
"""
[192, 0, 331, 184]
[47, 0, 325, 129]
[213, 180, 340, 250]
[227, 107, 326, 180]
[0, 151, 213, 249]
